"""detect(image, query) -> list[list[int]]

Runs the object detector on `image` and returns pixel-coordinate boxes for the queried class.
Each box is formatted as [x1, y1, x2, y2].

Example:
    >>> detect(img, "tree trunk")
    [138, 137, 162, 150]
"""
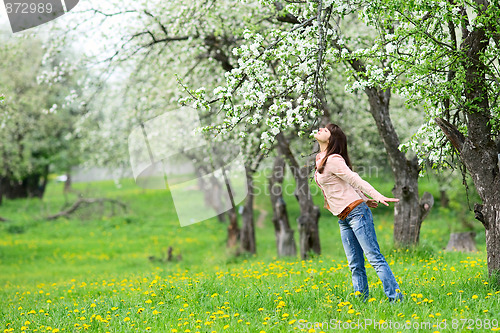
[64, 169, 72, 194]
[0, 169, 50, 200]
[0, 176, 3, 206]
[240, 164, 256, 254]
[217, 162, 240, 250]
[193, 162, 227, 223]
[226, 207, 239, 248]
[37, 164, 49, 199]
[440, 190, 449, 208]
[365, 87, 434, 247]
[268, 154, 296, 257]
[2, 176, 28, 199]
[276, 132, 320, 259]
[332, 36, 434, 247]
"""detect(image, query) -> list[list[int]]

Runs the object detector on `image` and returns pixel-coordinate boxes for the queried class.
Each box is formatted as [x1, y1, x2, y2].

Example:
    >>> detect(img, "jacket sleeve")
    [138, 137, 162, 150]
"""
[354, 188, 370, 202]
[327, 155, 385, 202]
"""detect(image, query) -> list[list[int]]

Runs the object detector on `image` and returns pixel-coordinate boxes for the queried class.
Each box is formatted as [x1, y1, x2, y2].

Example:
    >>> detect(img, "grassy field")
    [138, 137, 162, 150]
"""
[0, 170, 498, 333]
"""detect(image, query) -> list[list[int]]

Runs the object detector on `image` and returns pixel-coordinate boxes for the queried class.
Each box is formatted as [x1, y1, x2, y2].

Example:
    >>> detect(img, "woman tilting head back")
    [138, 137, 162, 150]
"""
[312, 122, 403, 303]
[315, 123, 352, 173]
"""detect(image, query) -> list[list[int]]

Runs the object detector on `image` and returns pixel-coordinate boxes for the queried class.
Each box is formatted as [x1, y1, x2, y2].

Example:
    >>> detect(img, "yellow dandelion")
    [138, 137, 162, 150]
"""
[472, 295, 478, 299]
[124, 317, 130, 322]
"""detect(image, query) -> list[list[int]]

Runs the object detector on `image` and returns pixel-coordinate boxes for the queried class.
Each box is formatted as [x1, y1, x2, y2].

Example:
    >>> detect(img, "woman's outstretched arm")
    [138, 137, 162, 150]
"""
[327, 155, 399, 206]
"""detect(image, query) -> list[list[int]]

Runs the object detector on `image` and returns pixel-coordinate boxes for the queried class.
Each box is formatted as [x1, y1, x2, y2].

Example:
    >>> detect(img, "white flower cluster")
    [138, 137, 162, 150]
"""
[206, 22, 326, 153]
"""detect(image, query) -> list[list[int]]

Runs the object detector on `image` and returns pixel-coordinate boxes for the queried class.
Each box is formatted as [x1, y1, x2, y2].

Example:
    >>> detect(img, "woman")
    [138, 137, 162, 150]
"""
[313, 123, 403, 303]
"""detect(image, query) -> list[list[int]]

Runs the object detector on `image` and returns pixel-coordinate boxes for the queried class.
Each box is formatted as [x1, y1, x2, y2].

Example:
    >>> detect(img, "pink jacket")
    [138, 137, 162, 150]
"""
[314, 151, 386, 216]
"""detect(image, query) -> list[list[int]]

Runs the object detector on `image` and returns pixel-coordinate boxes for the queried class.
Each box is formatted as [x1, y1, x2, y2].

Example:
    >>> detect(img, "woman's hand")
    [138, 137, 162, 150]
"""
[378, 196, 399, 206]
[366, 199, 378, 208]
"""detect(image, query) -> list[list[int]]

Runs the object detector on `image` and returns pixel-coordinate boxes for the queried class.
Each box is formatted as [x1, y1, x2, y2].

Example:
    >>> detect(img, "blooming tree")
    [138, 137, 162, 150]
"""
[0, 32, 85, 203]
[356, 0, 500, 283]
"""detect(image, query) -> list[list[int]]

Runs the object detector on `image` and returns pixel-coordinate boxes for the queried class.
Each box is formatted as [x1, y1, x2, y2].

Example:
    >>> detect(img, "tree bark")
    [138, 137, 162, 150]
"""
[268, 154, 296, 257]
[240, 164, 256, 254]
[276, 131, 320, 259]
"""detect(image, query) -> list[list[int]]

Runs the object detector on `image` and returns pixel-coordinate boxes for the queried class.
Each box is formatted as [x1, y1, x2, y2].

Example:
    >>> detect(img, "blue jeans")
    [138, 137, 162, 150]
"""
[338, 202, 403, 302]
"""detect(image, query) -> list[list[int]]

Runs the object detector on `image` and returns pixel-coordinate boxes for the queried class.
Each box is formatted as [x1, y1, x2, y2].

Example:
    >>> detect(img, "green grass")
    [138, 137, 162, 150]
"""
[0, 171, 498, 333]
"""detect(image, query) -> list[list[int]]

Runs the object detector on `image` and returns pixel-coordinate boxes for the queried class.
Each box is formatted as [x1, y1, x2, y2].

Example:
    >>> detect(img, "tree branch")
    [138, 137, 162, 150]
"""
[46, 198, 128, 221]
[434, 117, 465, 153]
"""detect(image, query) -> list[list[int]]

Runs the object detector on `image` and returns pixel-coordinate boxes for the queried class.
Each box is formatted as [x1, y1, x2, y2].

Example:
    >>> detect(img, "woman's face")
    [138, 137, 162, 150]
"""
[314, 127, 331, 143]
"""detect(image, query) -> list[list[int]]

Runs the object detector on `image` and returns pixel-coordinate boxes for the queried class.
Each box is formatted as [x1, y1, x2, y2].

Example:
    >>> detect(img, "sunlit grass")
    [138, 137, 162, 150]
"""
[1, 172, 497, 332]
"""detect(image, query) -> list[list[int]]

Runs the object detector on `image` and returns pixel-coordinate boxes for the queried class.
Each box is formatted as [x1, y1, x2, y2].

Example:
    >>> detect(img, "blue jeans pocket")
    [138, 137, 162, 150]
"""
[346, 202, 367, 227]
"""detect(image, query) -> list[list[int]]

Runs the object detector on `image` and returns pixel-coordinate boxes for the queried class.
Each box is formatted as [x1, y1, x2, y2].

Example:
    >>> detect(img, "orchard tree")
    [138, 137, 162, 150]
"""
[355, 0, 500, 283]
[0, 33, 85, 203]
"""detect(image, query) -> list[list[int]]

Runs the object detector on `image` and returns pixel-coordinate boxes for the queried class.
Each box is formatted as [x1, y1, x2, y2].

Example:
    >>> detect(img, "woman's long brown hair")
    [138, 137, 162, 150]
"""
[316, 123, 352, 174]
